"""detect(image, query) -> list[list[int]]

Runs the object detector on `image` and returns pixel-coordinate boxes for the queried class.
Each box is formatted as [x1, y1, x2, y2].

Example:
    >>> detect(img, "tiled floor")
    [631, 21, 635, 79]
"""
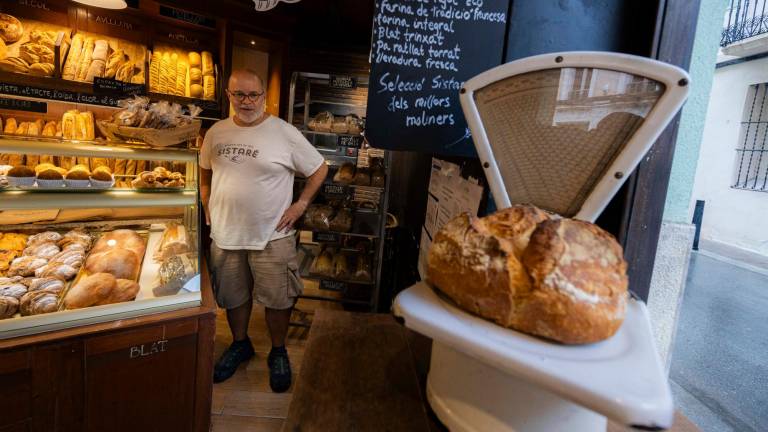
[210, 280, 342, 431]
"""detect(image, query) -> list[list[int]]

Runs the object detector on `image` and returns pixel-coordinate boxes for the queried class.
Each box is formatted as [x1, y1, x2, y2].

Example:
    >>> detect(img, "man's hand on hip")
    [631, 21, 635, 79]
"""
[276, 200, 309, 233]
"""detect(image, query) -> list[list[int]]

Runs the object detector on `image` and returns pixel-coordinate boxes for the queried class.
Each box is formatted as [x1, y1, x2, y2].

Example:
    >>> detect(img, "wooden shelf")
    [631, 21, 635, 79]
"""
[0, 135, 198, 161]
[0, 189, 197, 210]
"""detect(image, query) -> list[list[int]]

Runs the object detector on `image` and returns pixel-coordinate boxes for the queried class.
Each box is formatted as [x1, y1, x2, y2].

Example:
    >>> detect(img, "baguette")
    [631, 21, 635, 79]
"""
[61, 33, 83, 80]
[149, 50, 161, 92]
[201, 51, 213, 76]
[203, 75, 215, 100]
[175, 61, 187, 96]
[75, 38, 95, 81]
[85, 59, 106, 82]
[159, 52, 171, 94]
[125, 159, 136, 176]
[80, 112, 95, 140]
[114, 159, 127, 175]
[91, 40, 109, 62]
[61, 110, 78, 140]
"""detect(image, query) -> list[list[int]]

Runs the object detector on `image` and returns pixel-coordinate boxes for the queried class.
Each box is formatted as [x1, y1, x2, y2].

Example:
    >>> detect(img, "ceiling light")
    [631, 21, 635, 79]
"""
[250, 40, 256, 45]
[72, 0, 128, 10]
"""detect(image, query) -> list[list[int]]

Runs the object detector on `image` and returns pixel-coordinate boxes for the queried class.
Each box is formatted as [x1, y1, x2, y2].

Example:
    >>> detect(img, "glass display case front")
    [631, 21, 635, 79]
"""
[0, 136, 201, 339]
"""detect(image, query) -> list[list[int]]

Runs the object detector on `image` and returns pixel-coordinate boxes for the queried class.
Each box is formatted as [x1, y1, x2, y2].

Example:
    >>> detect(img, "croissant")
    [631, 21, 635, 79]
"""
[20, 290, 59, 316]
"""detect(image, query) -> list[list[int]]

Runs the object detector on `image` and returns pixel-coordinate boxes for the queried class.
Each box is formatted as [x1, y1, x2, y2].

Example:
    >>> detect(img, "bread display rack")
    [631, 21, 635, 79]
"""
[0, 134, 201, 339]
[288, 71, 390, 313]
[394, 52, 691, 431]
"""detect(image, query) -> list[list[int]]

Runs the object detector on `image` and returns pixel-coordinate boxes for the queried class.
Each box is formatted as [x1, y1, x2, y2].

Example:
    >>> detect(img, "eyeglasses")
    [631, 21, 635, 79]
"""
[227, 90, 265, 102]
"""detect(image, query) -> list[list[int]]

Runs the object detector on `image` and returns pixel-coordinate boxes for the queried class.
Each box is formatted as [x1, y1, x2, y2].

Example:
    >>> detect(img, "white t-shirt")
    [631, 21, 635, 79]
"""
[200, 116, 324, 250]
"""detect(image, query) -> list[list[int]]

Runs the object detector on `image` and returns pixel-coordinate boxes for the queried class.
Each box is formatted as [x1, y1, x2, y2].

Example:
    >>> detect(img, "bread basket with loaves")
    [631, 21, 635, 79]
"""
[97, 96, 202, 147]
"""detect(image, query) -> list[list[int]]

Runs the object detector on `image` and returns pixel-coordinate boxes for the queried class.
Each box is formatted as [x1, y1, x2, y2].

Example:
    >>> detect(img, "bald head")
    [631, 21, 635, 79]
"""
[228, 69, 265, 92]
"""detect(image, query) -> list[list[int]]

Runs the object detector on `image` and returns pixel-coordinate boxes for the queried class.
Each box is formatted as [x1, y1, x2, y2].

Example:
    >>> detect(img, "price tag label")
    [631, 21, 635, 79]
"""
[312, 232, 341, 243]
[337, 135, 363, 148]
[329, 75, 356, 89]
[0, 97, 46, 113]
[320, 280, 347, 292]
[322, 183, 349, 197]
[93, 77, 146, 96]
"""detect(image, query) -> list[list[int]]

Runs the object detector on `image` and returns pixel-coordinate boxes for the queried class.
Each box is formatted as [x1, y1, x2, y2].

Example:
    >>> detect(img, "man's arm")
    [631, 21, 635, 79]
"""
[276, 163, 329, 232]
[200, 167, 212, 226]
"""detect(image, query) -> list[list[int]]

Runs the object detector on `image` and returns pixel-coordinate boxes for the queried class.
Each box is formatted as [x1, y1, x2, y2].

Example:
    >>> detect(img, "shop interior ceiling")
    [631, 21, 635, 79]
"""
[225, 0, 375, 51]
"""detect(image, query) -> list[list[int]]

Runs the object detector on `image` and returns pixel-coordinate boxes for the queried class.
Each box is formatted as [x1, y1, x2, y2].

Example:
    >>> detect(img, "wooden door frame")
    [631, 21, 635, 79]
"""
[621, 0, 702, 301]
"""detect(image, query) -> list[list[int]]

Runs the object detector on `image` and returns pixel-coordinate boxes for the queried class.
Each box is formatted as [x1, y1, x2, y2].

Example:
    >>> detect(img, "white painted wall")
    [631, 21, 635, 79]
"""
[691, 56, 768, 256]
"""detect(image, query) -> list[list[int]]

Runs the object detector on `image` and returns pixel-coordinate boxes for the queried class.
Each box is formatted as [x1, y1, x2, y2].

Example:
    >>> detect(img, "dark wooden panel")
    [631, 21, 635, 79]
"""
[84, 334, 197, 432]
[30, 341, 84, 432]
[622, 0, 701, 300]
[193, 315, 216, 432]
[0, 370, 32, 428]
[284, 310, 431, 431]
[85, 326, 164, 356]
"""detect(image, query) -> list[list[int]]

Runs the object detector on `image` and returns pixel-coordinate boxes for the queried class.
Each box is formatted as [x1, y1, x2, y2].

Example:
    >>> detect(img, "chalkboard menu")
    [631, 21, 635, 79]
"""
[0, 97, 47, 114]
[366, 0, 510, 157]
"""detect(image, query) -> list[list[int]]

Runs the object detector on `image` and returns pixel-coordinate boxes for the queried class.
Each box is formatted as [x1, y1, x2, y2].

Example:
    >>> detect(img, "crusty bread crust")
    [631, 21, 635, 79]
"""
[427, 205, 628, 344]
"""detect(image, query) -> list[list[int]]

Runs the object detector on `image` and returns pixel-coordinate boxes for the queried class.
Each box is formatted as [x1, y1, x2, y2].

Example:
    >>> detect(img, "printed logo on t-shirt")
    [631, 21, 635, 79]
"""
[215, 143, 260, 164]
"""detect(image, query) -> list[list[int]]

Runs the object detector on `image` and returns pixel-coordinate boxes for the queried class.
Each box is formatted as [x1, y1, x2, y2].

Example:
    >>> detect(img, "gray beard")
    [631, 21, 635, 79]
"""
[236, 111, 262, 123]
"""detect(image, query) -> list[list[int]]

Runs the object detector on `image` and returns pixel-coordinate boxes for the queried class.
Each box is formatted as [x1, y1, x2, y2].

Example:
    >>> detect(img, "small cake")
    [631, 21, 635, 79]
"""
[65, 167, 91, 188]
[90, 169, 113, 188]
[7, 166, 35, 187]
[36, 168, 64, 188]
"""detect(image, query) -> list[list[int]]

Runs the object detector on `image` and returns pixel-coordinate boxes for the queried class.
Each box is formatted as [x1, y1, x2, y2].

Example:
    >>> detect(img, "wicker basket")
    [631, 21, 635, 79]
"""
[97, 120, 202, 147]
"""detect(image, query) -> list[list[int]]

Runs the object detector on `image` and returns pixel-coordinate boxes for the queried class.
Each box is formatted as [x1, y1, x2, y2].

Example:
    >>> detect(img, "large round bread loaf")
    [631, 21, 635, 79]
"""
[91, 229, 146, 260]
[427, 205, 628, 344]
[64, 273, 116, 309]
[85, 248, 140, 280]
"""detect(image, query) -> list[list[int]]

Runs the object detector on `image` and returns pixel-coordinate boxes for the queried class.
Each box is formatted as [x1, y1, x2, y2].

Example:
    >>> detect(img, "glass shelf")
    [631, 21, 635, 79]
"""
[0, 190, 197, 210]
[0, 135, 198, 162]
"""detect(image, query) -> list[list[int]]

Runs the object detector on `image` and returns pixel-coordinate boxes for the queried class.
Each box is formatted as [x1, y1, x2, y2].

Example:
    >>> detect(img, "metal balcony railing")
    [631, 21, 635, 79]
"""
[721, 0, 768, 47]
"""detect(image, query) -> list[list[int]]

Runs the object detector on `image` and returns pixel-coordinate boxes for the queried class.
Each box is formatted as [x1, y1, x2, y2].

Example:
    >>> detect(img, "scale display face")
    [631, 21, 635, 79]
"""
[472, 67, 664, 217]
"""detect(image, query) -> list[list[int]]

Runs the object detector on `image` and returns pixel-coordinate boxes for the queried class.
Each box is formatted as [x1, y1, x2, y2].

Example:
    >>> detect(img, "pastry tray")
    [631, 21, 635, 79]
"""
[297, 243, 374, 285]
[56, 229, 151, 311]
[0, 227, 201, 340]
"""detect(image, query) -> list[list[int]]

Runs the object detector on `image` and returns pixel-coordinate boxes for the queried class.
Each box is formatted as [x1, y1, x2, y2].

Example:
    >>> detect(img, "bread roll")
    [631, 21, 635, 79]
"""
[0, 57, 30, 73]
[19, 43, 54, 65]
[28, 62, 54, 77]
[188, 51, 201, 68]
[75, 38, 95, 81]
[203, 75, 215, 100]
[62, 110, 78, 140]
[189, 67, 202, 84]
[189, 84, 203, 99]
[27, 121, 40, 136]
[427, 205, 628, 344]
[3, 117, 16, 134]
[201, 51, 213, 76]
[62, 34, 84, 80]
[15, 122, 29, 135]
[64, 272, 116, 309]
[115, 61, 134, 83]
[175, 61, 187, 96]
[0, 13, 23, 44]
[149, 50, 161, 92]
[42, 121, 57, 137]
[85, 248, 140, 280]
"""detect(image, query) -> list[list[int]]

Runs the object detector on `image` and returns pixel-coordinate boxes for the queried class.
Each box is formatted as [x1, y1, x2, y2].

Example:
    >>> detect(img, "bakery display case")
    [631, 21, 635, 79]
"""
[0, 134, 201, 339]
[0, 15, 71, 78]
[288, 71, 390, 312]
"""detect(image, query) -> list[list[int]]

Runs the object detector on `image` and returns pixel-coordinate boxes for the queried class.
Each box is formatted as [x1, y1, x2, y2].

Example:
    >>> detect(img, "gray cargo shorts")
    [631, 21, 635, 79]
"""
[210, 235, 303, 310]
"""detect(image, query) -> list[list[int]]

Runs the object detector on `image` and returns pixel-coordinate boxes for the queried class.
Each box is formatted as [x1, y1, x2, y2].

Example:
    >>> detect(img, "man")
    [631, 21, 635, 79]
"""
[200, 69, 328, 391]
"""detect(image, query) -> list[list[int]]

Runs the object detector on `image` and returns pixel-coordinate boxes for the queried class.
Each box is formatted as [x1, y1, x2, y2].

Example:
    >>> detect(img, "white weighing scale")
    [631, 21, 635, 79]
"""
[393, 52, 690, 432]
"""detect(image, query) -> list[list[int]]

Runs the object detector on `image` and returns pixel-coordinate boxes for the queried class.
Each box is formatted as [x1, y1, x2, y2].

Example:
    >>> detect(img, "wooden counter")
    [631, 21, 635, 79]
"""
[0, 263, 217, 432]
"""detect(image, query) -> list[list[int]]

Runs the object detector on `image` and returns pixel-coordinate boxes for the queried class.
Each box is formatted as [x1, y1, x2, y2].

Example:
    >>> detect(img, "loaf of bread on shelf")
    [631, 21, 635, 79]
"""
[201, 51, 213, 76]
[3, 117, 17, 134]
[175, 61, 187, 96]
[41, 121, 57, 137]
[312, 248, 333, 276]
[0, 13, 24, 44]
[90, 229, 146, 261]
[427, 205, 628, 344]
[105, 49, 125, 78]
[95, 278, 139, 305]
[28, 62, 54, 77]
[85, 248, 140, 280]
[0, 57, 30, 73]
[91, 40, 109, 62]
[62, 34, 84, 80]
[154, 223, 191, 262]
[189, 67, 202, 85]
[149, 50, 161, 92]
[75, 38, 95, 81]
[159, 52, 171, 94]
[203, 75, 215, 100]
[115, 61, 134, 83]
[19, 42, 54, 65]
[64, 272, 116, 309]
